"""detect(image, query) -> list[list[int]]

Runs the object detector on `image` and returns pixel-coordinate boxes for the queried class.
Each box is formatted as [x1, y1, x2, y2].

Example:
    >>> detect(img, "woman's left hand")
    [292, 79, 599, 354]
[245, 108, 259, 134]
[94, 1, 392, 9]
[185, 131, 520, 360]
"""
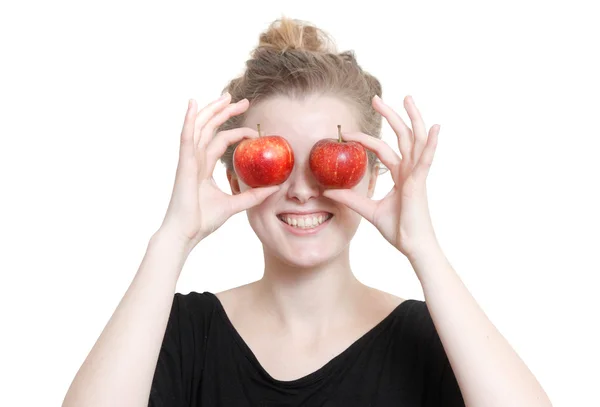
[323, 95, 441, 259]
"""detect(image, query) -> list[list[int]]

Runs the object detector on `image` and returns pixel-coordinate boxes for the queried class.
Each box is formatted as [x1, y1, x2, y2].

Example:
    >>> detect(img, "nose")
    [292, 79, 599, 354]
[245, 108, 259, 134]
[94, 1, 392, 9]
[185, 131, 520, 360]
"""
[285, 161, 321, 204]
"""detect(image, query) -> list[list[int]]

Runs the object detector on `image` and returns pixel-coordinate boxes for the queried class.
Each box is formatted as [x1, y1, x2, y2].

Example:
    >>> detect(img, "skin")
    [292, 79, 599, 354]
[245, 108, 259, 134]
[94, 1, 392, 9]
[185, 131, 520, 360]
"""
[219, 93, 403, 381]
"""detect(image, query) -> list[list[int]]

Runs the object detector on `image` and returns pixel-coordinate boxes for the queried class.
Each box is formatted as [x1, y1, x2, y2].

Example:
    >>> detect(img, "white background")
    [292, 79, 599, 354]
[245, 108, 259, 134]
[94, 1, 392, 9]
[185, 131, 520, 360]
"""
[1, 1, 599, 406]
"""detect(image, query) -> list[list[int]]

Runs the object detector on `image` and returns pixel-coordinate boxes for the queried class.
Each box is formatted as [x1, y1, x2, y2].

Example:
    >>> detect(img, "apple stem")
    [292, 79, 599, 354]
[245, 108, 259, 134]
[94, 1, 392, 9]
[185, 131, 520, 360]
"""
[337, 124, 342, 143]
[257, 124, 261, 137]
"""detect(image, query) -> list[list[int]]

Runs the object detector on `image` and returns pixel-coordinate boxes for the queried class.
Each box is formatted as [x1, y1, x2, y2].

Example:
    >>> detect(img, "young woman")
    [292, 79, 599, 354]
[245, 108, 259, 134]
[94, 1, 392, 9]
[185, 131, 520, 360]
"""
[62, 17, 552, 407]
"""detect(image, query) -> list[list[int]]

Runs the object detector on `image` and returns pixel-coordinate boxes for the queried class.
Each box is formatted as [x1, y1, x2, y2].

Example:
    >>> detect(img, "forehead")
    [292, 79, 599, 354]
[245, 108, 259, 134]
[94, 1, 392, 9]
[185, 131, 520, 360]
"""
[242, 94, 360, 144]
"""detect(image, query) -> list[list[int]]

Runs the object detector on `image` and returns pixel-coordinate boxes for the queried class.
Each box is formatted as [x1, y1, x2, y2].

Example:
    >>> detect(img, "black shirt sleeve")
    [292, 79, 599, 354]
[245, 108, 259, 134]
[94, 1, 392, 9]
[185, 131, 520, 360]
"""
[148, 293, 188, 407]
[413, 301, 465, 406]
[148, 292, 215, 407]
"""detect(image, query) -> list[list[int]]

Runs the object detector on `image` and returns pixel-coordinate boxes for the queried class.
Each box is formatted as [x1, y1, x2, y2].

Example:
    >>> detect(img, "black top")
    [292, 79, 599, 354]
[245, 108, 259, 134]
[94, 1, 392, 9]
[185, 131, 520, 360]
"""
[149, 291, 464, 406]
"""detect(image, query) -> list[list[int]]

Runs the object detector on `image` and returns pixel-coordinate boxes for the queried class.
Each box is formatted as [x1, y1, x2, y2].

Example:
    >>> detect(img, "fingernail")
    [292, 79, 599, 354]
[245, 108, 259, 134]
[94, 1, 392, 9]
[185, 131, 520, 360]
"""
[219, 92, 230, 101]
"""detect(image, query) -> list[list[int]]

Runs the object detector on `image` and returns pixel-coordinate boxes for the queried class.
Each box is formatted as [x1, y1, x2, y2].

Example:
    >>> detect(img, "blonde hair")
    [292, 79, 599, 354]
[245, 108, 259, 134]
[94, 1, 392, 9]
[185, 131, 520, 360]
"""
[218, 16, 384, 173]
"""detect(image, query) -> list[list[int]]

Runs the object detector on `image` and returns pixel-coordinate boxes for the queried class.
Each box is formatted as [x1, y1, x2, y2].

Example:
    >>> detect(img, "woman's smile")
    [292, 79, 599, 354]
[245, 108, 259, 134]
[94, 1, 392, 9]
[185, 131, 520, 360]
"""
[276, 211, 334, 235]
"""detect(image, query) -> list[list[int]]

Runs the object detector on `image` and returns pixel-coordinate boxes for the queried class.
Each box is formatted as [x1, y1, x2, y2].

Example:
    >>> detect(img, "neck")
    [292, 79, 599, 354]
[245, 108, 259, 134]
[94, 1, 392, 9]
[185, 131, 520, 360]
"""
[254, 245, 366, 334]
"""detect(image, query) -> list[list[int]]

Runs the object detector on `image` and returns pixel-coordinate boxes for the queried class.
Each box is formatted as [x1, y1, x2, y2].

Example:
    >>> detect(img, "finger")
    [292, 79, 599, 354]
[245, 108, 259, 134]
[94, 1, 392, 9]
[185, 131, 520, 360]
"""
[373, 96, 412, 162]
[179, 99, 197, 161]
[204, 127, 259, 175]
[322, 189, 378, 224]
[198, 98, 250, 149]
[193, 92, 232, 146]
[413, 125, 440, 182]
[404, 95, 427, 162]
[226, 185, 280, 216]
[340, 131, 402, 185]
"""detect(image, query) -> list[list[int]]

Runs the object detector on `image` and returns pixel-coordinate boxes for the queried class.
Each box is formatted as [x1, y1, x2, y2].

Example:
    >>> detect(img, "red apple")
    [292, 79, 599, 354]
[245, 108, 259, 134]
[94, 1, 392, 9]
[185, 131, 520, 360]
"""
[233, 124, 294, 187]
[309, 125, 367, 189]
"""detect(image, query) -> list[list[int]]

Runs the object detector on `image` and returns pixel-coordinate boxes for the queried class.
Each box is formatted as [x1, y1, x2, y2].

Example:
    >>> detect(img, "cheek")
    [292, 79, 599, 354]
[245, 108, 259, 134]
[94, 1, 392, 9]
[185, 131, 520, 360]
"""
[246, 204, 271, 224]
[245, 196, 280, 232]
[245, 209, 272, 241]
[334, 175, 371, 228]
[351, 173, 372, 195]
[336, 204, 363, 231]
[238, 181, 250, 193]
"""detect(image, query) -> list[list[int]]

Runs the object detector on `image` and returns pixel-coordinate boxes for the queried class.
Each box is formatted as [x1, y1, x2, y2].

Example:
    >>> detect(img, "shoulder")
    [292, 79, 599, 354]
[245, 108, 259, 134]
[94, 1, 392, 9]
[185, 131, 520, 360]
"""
[169, 291, 221, 327]
[387, 295, 438, 340]
[175, 290, 219, 309]
[161, 291, 224, 356]
[365, 286, 407, 309]
[386, 298, 450, 370]
[360, 286, 418, 328]
[361, 285, 433, 328]
[360, 288, 438, 347]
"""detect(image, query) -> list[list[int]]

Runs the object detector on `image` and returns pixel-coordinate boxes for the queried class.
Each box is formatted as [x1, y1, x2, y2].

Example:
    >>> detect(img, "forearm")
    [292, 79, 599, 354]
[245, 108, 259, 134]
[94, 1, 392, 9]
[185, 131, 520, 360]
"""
[409, 246, 552, 407]
[62, 231, 190, 407]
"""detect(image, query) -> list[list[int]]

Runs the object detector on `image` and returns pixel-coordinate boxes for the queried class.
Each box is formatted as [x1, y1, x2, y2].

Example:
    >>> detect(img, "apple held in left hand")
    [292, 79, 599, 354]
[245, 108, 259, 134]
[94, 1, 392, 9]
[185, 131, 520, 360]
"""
[322, 95, 442, 259]
[309, 125, 368, 189]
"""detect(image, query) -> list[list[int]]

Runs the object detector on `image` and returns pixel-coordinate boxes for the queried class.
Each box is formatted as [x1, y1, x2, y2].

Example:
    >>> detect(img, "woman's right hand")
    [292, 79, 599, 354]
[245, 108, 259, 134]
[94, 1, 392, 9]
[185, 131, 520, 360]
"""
[156, 92, 279, 252]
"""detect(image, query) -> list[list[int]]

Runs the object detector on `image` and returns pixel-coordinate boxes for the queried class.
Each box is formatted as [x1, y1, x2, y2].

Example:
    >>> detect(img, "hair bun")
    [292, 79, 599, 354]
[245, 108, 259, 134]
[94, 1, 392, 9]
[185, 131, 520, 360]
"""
[255, 16, 337, 54]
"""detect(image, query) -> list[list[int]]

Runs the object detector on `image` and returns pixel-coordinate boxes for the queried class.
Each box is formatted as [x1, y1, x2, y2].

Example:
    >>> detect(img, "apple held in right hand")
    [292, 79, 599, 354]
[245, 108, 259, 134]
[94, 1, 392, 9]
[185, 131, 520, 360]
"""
[233, 124, 294, 187]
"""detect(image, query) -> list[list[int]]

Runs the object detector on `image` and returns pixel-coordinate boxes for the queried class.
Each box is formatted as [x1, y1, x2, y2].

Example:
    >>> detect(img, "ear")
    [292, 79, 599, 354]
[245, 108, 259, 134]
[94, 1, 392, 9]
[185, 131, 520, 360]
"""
[226, 169, 241, 195]
[367, 164, 379, 199]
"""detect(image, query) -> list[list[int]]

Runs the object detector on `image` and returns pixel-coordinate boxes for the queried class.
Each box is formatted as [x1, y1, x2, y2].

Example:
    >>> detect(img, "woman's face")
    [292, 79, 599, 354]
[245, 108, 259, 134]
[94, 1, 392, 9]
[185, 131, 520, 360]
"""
[228, 94, 378, 268]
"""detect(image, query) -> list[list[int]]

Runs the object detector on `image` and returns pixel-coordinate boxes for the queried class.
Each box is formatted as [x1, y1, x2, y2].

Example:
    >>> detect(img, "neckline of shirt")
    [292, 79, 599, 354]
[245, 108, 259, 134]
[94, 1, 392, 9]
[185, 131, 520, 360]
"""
[204, 291, 417, 390]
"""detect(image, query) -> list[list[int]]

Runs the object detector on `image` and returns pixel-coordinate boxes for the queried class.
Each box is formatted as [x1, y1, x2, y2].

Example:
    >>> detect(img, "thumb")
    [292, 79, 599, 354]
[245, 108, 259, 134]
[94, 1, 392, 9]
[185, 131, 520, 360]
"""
[322, 189, 377, 224]
[227, 185, 280, 216]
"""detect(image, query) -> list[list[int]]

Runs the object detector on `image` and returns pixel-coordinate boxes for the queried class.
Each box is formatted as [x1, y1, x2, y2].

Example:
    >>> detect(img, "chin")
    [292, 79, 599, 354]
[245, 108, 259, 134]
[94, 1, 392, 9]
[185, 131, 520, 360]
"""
[247, 208, 361, 269]
[267, 245, 342, 269]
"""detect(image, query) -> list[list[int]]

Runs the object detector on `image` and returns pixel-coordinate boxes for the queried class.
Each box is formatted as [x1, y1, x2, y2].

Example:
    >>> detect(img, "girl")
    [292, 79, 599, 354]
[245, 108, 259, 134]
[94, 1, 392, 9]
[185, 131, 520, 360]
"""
[62, 17, 552, 407]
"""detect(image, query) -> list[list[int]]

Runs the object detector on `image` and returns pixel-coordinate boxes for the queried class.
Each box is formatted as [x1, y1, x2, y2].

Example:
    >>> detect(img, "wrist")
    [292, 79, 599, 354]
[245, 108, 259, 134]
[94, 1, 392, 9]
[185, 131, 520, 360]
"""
[404, 237, 441, 262]
[407, 243, 451, 281]
[150, 228, 196, 258]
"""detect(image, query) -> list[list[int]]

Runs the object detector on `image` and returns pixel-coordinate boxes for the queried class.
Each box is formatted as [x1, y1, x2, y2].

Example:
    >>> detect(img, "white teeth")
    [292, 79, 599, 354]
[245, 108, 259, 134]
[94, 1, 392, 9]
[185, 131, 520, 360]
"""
[279, 214, 332, 229]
